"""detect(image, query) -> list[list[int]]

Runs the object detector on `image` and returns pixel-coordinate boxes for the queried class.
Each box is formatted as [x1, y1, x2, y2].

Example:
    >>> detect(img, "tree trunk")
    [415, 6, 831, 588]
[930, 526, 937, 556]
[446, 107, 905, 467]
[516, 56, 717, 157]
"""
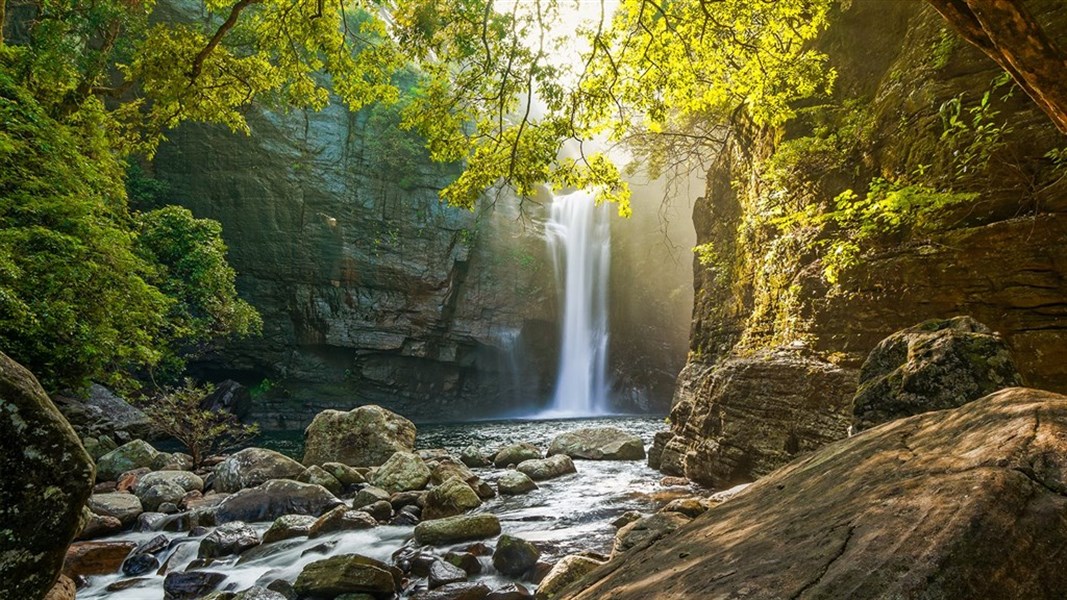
[927, 0, 1067, 134]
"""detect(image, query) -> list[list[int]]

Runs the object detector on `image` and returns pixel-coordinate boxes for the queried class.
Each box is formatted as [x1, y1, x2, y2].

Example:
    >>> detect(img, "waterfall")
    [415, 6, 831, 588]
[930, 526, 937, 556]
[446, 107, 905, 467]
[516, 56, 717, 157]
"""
[544, 189, 611, 416]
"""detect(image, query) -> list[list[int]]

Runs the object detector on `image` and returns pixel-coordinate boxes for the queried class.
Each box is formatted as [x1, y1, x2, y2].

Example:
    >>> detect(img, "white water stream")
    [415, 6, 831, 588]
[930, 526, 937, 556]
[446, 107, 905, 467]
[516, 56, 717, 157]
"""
[543, 190, 612, 416]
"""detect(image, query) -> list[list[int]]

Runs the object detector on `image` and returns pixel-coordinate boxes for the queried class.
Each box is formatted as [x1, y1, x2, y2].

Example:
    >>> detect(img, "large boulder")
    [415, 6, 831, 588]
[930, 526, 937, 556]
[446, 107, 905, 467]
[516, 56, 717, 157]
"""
[303, 405, 417, 467]
[87, 493, 143, 525]
[53, 384, 153, 441]
[135, 471, 204, 496]
[423, 476, 483, 520]
[214, 448, 307, 493]
[199, 521, 260, 559]
[370, 451, 431, 493]
[547, 428, 645, 460]
[562, 388, 1067, 600]
[516, 455, 576, 481]
[852, 316, 1023, 432]
[0, 352, 96, 599]
[493, 443, 542, 468]
[262, 514, 317, 544]
[651, 350, 856, 487]
[96, 439, 160, 481]
[492, 535, 540, 577]
[294, 554, 397, 597]
[215, 479, 344, 524]
[414, 514, 501, 546]
[497, 471, 537, 496]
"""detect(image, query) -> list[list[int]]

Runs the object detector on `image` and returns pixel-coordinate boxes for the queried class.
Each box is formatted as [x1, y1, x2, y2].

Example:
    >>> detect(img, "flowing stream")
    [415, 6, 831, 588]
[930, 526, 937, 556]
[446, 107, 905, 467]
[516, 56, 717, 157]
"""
[80, 416, 691, 599]
[544, 190, 612, 416]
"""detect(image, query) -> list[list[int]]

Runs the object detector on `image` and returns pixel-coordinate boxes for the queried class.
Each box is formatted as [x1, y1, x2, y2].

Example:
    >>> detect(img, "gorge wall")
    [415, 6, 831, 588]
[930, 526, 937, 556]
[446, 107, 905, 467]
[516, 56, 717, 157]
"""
[149, 72, 692, 427]
[659, 1, 1067, 487]
[151, 98, 559, 427]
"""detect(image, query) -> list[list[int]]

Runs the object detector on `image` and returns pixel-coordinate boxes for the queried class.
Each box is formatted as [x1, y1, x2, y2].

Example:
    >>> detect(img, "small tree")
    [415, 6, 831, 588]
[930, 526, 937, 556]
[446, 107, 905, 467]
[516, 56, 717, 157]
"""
[141, 379, 259, 468]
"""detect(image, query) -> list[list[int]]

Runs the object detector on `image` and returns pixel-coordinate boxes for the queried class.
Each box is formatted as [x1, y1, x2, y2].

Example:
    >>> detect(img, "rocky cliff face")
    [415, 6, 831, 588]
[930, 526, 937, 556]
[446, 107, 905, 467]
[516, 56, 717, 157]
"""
[661, 2, 1067, 486]
[151, 78, 692, 426]
[151, 96, 562, 426]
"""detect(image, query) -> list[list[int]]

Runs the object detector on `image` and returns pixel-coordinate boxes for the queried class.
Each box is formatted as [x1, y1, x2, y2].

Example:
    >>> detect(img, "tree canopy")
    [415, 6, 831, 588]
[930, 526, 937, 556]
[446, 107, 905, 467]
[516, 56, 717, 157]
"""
[2, 0, 1065, 389]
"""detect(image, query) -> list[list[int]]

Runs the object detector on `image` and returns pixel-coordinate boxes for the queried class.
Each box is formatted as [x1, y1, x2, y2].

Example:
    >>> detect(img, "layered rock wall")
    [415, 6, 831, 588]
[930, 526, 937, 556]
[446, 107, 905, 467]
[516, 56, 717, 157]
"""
[662, 2, 1067, 486]
[152, 97, 558, 426]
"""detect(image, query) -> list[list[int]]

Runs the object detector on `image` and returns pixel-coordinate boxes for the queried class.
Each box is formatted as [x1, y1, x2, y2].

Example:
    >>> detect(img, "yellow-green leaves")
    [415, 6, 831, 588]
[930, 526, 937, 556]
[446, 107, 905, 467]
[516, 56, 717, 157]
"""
[12, 0, 836, 215]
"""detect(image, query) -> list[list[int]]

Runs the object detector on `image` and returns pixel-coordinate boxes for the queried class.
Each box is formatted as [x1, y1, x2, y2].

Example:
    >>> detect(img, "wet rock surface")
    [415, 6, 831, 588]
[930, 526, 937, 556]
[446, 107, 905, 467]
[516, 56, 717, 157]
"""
[76, 416, 672, 600]
[414, 514, 502, 546]
[294, 554, 397, 597]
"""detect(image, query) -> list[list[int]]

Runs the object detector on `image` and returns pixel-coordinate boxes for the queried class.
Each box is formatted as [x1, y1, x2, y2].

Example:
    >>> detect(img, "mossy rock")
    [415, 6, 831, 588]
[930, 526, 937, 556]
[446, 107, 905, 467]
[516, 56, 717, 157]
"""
[0, 353, 95, 600]
[852, 316, 1023, 432]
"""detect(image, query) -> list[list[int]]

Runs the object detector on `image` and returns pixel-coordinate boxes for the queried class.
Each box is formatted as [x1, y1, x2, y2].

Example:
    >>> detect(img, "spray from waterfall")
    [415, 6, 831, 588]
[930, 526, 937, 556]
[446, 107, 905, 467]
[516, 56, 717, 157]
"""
[543, 189, 611, 416]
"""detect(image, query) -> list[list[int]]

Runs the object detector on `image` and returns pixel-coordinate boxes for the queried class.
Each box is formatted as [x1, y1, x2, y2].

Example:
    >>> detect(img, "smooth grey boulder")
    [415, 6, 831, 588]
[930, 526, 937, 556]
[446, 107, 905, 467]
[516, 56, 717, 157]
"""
[294, 554, 397, 597]
[87, 493, 143, 526]
[262, 514, 317, 544]
[303, 405, 416, 467]
[516, 455, 576, 481]
[199, 521, 260, 559]
[139, 482, 187, 512]
[214, 448, 306, 493]
[0, 352, 95, 600]
[547, 428, 645, 460]
[215, 479, 344, 524]
[135, 471, 204, 496]
[497, 471, 537, 496]
[493, 443, 541, 468]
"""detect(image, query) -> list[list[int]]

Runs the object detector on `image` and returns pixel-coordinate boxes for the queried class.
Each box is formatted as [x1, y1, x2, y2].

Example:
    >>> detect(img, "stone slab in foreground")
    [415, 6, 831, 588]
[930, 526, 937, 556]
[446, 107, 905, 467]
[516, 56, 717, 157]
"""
[563, 387, 1067, 600]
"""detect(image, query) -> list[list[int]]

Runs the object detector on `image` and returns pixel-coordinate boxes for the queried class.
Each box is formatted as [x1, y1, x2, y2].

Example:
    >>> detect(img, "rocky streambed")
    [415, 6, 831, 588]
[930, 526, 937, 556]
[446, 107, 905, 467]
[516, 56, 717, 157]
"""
[73, 415, 706, 599]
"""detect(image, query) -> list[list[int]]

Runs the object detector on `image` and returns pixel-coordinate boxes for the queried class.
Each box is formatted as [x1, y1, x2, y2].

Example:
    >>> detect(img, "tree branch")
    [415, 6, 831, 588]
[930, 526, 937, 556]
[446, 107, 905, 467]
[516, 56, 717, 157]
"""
[188, 0, 263, 82]
[927, 0, 1067, 134]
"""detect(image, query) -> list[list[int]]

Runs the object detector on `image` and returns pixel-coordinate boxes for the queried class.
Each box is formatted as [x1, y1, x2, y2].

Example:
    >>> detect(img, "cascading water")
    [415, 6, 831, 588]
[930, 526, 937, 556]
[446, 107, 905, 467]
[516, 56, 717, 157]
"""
[543, 189, 611, 416]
